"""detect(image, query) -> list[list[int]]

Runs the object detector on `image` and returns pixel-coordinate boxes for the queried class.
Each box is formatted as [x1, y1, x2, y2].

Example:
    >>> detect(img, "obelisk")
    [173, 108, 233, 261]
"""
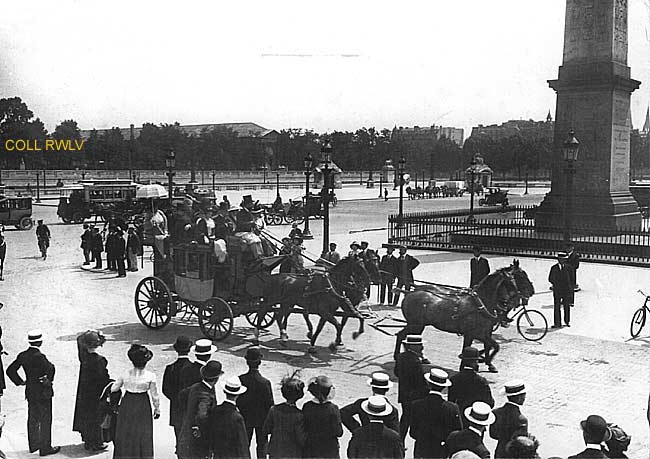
[535, 0, 642, 231]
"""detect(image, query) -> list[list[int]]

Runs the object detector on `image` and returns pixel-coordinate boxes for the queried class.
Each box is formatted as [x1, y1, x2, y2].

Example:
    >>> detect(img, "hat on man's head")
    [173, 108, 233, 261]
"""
[173, 335, 192, 354]
[191, 339, 217, 356]
[350, 241, 360, 249]
[245, 346, 263, 362]
[403, 335, 423, 346]
[557, 251, 568, 259]
[28, 330, 43, 344]
[464, 401, 496, 426]
[367, 372, 393, 390]
[37, 220, 43, 224]
[223, 377, 248, 395]
[424, 368, 452, 387]
[458, 346, 481, 361]
[502, 379, 526, 397]
[361, 241, 369, 246]
[580, 415, 612, 443]
[200, 360, 224, 381]
[361, 395, 393, 417]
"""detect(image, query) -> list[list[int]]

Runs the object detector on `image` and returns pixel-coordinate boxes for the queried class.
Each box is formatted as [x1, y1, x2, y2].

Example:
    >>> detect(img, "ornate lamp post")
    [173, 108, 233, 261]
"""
[397, 155, 406, 228]
[466, 158, 478, 223]
[524, 168, 529, 195]
[166, 150, 176, 205]
[321, 141, 333, 257]
[303, 152, 314, 239]
[563, 130, 580, 242]
[276, 172, 280, 200]
[212, 171, 216, 193]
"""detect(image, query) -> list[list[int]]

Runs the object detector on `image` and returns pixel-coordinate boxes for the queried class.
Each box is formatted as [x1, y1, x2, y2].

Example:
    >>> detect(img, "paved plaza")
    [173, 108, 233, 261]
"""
[0, 187, 648, 458]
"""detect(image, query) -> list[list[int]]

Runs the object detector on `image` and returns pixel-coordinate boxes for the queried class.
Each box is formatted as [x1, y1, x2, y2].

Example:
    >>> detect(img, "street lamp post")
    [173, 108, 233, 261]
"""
[303, 152, 314, 239]
[397, 155, 406, 228]
[276, 172, 280, 200]
[262, 166, 267, 185]
[166, 150, 176, 205]
[378, 169, 383, 198]
[563, 130, 580, 243]
[212, 171, 216, 193]
[321, 141, 332, 257]
[467, 159, 477, 223]
[524, 169, 529, 195]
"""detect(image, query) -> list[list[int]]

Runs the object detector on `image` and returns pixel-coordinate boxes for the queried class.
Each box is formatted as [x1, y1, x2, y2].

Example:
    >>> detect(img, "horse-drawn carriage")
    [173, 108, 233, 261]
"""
[478, 187, 509, 207]
[263, 193, 330, 226]
[57, 180, 144, 224]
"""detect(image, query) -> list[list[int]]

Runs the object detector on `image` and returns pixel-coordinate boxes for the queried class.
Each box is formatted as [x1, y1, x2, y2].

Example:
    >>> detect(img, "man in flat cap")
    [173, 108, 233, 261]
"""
[548, 251, 573, 328]
[489, 380, 528, 458]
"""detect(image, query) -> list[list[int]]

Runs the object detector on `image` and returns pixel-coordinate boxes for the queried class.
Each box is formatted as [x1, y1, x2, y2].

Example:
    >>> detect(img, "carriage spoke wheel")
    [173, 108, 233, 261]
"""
[245, 309, 276, 329]
[516, 309, 548, 342]
[134, 276, 173, 329]
[199, 297, 234, 341]
[271, 214, 283, 226]
[630, 307, 646, 338]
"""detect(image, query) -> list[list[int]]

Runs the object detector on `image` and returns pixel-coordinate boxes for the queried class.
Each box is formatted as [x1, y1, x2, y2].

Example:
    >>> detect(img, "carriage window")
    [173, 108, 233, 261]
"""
[174, 250, 187, 276]
[114, 189, 122, 199]
[186, 252, 200, 279]
[0, 201, 8, 210]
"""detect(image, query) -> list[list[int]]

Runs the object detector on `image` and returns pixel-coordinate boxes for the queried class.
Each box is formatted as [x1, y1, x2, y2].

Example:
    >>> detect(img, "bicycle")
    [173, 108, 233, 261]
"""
[630, 290, 649, 338]
[492, 300, 548, 342]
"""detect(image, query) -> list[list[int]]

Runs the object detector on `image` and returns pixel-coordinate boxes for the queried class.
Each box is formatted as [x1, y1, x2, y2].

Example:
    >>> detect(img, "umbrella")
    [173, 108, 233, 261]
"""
[136, 184, 168, 199]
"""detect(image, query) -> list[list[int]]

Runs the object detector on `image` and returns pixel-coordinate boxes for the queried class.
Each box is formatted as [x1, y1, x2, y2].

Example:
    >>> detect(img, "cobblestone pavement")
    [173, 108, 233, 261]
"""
[0, 195, 648, 458]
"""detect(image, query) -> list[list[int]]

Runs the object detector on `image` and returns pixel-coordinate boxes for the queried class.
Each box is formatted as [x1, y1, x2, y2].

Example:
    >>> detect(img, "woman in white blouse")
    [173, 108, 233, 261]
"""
[111, 344, 160, 459]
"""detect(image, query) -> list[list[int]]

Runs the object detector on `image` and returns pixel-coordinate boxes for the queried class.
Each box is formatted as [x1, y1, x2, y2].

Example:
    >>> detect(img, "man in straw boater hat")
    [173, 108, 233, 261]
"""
[210, 377, 250, 459]
[548, 251, 573, 328]
[346, 395, 404, 459]
[6, 330, 60, 456]
[449, 346, 494, 427]
[489, 379, 529, 458]
[567, 414, 611, 459]
[394, 334, 428, 444]
[162, 336, 196, 452]
[341, 372, 399, 434]
[410, 368, 462, 459]
[445, 401, 496, 458]
[178, 338, 218, 392]
[177, 360, 223, 459]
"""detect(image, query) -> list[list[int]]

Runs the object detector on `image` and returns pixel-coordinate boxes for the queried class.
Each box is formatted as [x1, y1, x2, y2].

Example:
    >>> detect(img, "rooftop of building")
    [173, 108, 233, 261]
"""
[79, 122, 277, 140]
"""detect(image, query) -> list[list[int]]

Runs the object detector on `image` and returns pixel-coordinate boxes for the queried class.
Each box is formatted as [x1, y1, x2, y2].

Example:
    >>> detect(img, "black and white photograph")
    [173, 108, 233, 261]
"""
[0, 1, 649, 458]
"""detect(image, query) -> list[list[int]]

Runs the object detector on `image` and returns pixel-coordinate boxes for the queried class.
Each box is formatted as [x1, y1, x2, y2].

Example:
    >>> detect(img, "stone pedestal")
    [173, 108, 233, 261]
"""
[535, 0, 642, 232]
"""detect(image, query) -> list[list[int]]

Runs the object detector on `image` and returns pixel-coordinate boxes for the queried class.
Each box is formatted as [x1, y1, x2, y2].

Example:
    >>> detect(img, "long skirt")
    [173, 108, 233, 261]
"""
[113, 392, 153, 459]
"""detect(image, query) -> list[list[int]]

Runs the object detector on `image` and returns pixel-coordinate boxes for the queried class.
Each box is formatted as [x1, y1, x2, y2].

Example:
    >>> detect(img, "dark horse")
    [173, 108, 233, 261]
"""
[394, 264, 533, 372]
[257, 256, 373, 353]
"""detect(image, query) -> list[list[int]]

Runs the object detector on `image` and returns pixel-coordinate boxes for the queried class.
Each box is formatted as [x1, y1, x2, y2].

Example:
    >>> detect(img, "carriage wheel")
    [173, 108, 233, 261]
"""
[245, 309, 276, 329]
[516, 309, 548, 342]
[630, 307, 646, 338]
[19, 216, 34, 230]
[264, 213, 273, 226]
[291, 211, 305, 225]
[271, 214, 283, 226]
[198, 297, 234, 341]
[284, 214, 295, 224]
[134, 276, 173, 329]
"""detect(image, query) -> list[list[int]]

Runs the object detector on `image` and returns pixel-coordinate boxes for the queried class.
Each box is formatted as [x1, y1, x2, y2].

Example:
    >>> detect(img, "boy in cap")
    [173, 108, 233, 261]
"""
[6, 330, 60, 456]
[347, 396, 404, 459]
[568, 414, 611, 458]
[237, 347, 273, 459]
[341, 372, 399, 434]
[549, 251, 573, 328]
[162, 336, 196, 449]
[449, 347, 494, 427]
[410, 368, 462, 459]
[394, 335, 428, 443]
[489, 380, 528, 458]
[445, 401, 495, 458]
[210, 378, 250, 459]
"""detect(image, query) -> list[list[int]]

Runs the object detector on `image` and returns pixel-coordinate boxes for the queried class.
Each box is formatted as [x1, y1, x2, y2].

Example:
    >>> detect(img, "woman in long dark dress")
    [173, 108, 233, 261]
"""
[111, 344, 160, 459]
[302, 375, 343, 459]
[73, 331, 111, 451]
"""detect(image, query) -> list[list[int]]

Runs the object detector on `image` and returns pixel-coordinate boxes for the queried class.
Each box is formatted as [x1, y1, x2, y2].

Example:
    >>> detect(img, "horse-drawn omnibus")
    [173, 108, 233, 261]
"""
[57, 179, 142, 223]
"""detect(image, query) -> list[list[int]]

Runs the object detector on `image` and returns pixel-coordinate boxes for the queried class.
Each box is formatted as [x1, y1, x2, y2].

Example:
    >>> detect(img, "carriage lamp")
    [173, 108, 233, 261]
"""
[321, 141, 333, 257]
[563, 130, 579, 243]
[397, 155, 406, 229]
[303, 152, 314, 240]
[166, 150, 176, 205]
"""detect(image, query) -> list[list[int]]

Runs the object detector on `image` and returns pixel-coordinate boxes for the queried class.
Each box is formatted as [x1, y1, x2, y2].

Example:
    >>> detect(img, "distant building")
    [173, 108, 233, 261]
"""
[469, 112, 554, 141]
[80, 122, 278, 141]
[641, 107, 650, 138]
[390, 124, 464, 146]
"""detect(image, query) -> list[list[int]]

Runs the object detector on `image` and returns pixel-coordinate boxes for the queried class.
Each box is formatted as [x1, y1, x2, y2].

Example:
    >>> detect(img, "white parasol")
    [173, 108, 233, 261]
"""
[136, 184, 168, 199]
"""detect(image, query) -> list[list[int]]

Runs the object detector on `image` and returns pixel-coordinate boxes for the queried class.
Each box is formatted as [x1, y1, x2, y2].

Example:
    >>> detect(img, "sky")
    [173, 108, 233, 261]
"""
[1, 0, 650, 137]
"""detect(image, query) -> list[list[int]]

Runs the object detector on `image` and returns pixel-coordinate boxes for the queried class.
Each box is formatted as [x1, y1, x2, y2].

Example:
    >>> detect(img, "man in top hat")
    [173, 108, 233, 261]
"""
[347, 395, 404, 459]
[548, 251, 573, 328]
[567, 415, 611, 458]
[410, 368, 462, 459]
[470, 246, 490, 288]
[489, 380, 528, 458]
[379, 247, 397, 305]
[236, 347, 273, 459]
[445, 401, 495, 458]
[6, 330, 60, 456]
[162, 336, 196, 451]
[449, 347, 494, 427]
[177, 360, 223, 459]
[391, 246, 420, 306]
[210, 377, 250, 459]
[394, 335, 428, 443]
[36, 220, 51, 260]
[341, 372, 399, 434]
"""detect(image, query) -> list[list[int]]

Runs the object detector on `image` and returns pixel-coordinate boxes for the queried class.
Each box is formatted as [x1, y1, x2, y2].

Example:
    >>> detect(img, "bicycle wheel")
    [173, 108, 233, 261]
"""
[630, 307, 646, 338]
[516, 309, 548, 342]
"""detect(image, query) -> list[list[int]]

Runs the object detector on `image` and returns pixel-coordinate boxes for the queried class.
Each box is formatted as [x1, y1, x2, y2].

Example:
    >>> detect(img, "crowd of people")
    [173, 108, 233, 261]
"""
[79, 222, 143, 276]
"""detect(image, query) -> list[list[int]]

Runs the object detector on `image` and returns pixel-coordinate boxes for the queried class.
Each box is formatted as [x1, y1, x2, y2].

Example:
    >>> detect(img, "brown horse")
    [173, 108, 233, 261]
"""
[394, 267, 528, 372]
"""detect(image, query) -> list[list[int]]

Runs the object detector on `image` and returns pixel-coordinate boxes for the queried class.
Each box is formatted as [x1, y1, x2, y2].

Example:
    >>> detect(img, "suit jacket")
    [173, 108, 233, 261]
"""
[237, 369, 274, 428]
[410, 393, 462, 458]
[340, 397, 399, 434]
[489, 403, 528, 458]
[548, 263, 572, 296]
[6, 346, 55, 400]
[470, 257, 490, 287]
[567, 250, 580, 271]
[324, 250, 341, 265]
[445, 428, 490, 459]
[162, 357, 197, 427]
[347, 422, 404, 459]
[394, 350, 428, 403]
[568, 447, 609, 458]
[177, 381, 217, 459]
[394, 254, 419, 284]
[210, 401, 251, 459]
[448, 369, 494, 420]
[179, 361, 203, 391]
[379, 255, 396, 280]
